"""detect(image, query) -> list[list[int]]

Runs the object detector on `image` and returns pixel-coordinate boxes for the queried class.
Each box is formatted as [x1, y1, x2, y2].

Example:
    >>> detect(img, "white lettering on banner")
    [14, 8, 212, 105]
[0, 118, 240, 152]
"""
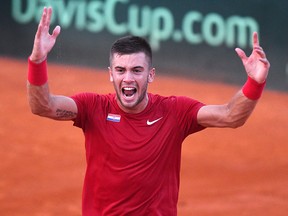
[105, 0, 128, 35]
[11, 0, 259, 50]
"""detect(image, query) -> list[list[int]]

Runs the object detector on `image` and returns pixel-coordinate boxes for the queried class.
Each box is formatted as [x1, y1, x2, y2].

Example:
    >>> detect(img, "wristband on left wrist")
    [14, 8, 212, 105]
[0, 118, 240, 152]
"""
[242, 76, 266, 100]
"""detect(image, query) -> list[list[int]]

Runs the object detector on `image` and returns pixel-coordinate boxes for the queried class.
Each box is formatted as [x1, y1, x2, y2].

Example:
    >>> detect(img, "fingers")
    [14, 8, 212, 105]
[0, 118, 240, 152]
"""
[52, 25, 61, 39]
[38, 7, 53, 30]
[236, 32, 268, 63]
[252, 32, 269, 62]
[39, 7, 47, 26]
[36, 7, 48, 36]
[46, 7, 52, 28]
[253, 32, 259, 47]
[259, 58, 270, 70]
[235, 48, 247, 62]
[254, 46, 266, 59]
[31, 7, 59, 63]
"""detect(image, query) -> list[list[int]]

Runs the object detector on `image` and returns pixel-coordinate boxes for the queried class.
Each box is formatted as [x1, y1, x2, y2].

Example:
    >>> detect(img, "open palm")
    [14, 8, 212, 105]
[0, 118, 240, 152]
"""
[30, 7, 61, 63]
[235, 32, 270, 84]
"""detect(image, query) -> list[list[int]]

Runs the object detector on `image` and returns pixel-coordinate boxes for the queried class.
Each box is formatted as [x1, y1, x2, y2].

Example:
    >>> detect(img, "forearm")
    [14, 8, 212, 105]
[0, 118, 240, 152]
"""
[27, 57, 52, 116]
[27, 82, 54, 117]
[225, 90, 257, 128]
[27, 57, 78, 120]
[226, 76, 266, 127]
[198, 92, 257, 128]
[198, 78, 264, 128]
[219, 76, 266, 127]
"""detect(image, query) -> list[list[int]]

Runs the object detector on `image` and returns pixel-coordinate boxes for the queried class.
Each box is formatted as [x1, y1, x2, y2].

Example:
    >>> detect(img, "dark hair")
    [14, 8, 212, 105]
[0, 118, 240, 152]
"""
[110, 36, 152, 67]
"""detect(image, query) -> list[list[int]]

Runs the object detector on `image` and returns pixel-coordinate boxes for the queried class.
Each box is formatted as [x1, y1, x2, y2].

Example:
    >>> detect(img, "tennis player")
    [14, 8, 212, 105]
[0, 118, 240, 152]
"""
[27, 7, 270, 215]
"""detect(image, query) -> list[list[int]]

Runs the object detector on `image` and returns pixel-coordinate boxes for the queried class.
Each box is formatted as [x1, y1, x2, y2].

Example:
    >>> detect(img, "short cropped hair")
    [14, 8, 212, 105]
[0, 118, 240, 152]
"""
[110, 36, 152, 68]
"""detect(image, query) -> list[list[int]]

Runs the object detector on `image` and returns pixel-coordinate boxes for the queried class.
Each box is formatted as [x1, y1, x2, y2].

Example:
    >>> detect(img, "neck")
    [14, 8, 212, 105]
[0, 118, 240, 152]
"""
[116, 93, 149, 114]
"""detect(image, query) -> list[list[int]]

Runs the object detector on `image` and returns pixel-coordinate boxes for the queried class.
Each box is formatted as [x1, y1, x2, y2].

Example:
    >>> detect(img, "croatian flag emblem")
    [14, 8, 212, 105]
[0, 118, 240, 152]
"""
[107, 113, 121, 122]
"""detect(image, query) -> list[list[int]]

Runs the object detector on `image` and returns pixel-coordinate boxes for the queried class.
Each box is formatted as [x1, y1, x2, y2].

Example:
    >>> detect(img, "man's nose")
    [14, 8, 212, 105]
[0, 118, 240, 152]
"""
[123, 71, 134, 82]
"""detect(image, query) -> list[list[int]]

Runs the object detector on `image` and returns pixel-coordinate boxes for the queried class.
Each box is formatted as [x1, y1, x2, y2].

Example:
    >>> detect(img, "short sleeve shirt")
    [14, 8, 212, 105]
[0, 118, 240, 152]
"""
[71, 93, 205, 216]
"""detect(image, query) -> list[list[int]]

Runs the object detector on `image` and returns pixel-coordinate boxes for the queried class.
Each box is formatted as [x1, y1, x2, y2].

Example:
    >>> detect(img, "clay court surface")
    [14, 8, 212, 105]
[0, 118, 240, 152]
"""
[1, 57, 288, 215]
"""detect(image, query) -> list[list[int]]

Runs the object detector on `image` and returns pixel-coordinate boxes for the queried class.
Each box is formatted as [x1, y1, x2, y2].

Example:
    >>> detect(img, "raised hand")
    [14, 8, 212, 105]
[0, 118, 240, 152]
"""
[235, 32, 270, 84]
[30, 7, 61, 63]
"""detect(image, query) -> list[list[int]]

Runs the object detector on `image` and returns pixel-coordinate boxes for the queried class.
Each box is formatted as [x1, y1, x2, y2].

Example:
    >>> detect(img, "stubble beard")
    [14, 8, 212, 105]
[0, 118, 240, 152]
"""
[114, 80, 149, 113]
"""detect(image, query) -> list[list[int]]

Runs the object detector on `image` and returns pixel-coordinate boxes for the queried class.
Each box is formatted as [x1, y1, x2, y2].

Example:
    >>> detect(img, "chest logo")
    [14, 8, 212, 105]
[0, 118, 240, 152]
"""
[147, 117, 163, 126]
[107, 113, 121, 122]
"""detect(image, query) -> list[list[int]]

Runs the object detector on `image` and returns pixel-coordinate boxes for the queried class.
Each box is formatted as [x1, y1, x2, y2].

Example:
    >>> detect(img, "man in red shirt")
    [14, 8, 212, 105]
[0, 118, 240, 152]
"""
[27, 7, 270, 215]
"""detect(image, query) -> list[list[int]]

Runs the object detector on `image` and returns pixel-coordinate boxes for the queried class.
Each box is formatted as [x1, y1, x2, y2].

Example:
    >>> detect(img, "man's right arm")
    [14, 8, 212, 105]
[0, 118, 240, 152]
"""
[27, 81, 77, 120]
[27, 7, 77, 121]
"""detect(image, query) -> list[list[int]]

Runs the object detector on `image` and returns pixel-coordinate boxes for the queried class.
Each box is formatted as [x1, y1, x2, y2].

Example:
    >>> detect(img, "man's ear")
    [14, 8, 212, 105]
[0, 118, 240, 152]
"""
[108, 67, 113, 82]
[148, 68, 155, 83]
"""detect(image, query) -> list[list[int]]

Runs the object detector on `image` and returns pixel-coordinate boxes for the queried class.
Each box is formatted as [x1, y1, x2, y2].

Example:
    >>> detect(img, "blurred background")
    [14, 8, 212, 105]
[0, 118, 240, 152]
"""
[1, 1, 288, 216]
[1, 0, 287, 91]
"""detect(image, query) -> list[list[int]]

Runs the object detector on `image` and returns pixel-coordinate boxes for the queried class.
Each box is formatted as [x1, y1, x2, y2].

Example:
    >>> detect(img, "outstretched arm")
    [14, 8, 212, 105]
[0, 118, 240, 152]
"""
[197, 32, 270, 128]
[27, 7, 77, 120]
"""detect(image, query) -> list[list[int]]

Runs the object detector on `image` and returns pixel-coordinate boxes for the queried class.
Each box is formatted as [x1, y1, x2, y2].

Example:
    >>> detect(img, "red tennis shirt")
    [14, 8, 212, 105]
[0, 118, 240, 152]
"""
[71, 93, 205, 215]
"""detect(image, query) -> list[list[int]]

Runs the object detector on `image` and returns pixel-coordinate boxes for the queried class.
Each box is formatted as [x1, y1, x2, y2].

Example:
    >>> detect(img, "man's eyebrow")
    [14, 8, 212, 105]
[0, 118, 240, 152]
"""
[115, 66, 125, 69]
[114, 66, 144, 69]
[114, 66, 126, 71]
[132, 66, 144, 69]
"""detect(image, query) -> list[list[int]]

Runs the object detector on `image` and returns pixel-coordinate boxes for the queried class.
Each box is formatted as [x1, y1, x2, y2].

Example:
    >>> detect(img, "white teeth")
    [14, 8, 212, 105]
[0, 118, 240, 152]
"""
[124, 87, 134, 90]
[122, 87, 136, 97]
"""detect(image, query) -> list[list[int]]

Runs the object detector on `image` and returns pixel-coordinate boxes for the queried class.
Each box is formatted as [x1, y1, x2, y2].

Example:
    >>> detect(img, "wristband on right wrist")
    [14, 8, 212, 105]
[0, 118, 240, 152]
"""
[242, 76, 266, 100]
[27, 57, 48, 86]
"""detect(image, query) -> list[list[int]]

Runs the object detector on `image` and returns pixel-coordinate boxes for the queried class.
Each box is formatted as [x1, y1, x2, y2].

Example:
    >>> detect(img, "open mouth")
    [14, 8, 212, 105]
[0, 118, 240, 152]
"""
[122, 87, 137, 98]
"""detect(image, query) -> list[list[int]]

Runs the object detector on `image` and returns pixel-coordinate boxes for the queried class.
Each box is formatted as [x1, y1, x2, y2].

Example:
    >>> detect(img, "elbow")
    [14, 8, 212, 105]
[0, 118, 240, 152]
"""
[29, 100, 53, 117]
[30, 106, 39, 115]
[30, 108, 43, 116]
[230, 120, 246, 129]
[227, 116, 248, 129]
[30, 106, 51, 117]
[28, 93, 54, 117]
[224, 105, 251, 129]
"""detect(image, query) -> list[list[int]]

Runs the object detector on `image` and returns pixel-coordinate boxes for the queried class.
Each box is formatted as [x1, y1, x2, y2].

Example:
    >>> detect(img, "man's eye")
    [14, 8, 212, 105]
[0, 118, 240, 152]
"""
[116, 69, 124, 73]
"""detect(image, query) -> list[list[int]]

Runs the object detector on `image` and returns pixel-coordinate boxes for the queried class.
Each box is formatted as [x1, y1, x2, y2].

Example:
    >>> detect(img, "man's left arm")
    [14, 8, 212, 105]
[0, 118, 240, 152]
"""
[197, 32, 270, 128]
